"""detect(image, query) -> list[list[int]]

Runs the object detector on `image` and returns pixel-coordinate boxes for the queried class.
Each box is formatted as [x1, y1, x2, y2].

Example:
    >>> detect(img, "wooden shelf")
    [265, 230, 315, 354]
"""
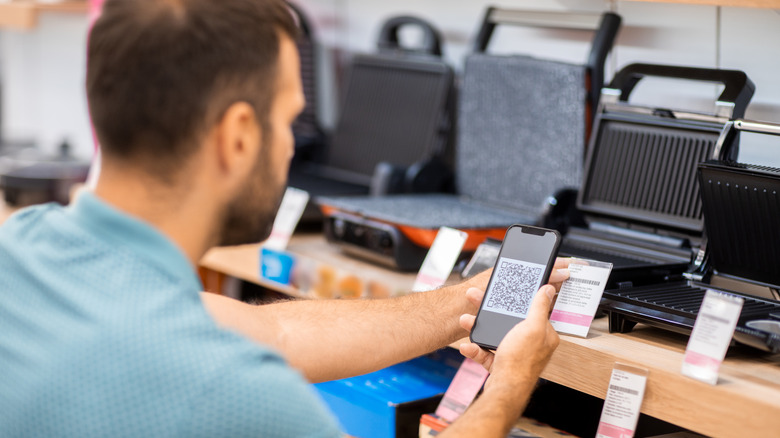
[200, 235, 418, 299]
[201, 234, 780, 437]
[624, 0, 780, 8]
[0, 1, 87, 31]
[450, 318, 780, 437]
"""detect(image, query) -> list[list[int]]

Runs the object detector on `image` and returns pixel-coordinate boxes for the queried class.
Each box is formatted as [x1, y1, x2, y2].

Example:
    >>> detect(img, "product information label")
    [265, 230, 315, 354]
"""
[264, 187, 309, 251]
[412, 227, 468, 292]
[681, 290, 744, 385]
[435, 358, 489, 422]
[597, 364, 648, 438]
[550, 259, 613, 337]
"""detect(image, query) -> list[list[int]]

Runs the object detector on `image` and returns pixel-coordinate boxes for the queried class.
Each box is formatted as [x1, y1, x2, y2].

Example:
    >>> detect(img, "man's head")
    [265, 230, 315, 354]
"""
[87, 0, 304, 246]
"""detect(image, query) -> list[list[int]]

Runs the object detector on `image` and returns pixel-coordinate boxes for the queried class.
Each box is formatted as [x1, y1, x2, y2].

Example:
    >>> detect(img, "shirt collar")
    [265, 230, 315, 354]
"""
[66, 191, 203, 291]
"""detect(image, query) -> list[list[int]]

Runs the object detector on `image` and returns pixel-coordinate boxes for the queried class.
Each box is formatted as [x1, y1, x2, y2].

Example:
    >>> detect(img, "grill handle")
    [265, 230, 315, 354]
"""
[713, 119, 780, 163]
[609, 63, 755, 119]
[734, 119, 780, 137]
[286, 1, 314, 38]
[377, 16, 443, 57]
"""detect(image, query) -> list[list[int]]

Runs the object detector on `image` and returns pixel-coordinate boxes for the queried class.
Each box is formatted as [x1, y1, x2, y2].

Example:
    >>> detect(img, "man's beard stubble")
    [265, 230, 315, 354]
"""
[217, 145, 287, 247]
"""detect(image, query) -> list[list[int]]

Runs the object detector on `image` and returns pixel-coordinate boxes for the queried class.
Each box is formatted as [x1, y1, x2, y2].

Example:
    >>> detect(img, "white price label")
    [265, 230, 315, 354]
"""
[412, 227, 468, 292]
[550, 259, 613, 337]
[597, 364, 648, 438]
[264, 187, 310, 251]
[681, 290, 744, 385]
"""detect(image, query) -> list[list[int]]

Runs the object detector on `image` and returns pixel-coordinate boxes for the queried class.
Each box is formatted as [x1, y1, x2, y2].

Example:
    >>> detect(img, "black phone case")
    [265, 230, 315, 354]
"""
[469, 224, 562, 350]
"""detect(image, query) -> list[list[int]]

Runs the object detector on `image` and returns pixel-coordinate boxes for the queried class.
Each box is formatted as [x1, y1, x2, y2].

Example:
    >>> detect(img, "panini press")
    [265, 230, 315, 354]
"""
[288, 16, 456, 222]
[318, 9, 621, 271]
[559, 63, 755, 288]
[601, 119, 780, 353]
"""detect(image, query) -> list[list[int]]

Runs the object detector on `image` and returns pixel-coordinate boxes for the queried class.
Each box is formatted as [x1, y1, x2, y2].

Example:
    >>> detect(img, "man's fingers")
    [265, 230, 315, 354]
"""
[459, 313, 476, 332]
[465, 268, 492, 291]
[459, 342, 495, 371]
[465, 287, 484, 307]
[525, 284, 556, 323]
[548, 268, 569, 284]
[554, 257, 573, 270]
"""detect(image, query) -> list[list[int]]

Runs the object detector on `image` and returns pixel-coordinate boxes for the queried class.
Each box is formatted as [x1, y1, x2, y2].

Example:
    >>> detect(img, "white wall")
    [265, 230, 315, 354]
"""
[1, 12, 90, 158]
[296, 0, 780, 164]
[1, 2, 779, 164]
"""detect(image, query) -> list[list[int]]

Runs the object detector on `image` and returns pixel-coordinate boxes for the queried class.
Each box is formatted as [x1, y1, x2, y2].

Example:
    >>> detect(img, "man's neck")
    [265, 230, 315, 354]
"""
[93, 163, 219, 267]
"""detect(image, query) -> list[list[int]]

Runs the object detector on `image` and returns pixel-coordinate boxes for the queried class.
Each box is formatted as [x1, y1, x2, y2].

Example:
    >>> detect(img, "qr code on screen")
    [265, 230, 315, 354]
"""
[485, 258, 544, 317]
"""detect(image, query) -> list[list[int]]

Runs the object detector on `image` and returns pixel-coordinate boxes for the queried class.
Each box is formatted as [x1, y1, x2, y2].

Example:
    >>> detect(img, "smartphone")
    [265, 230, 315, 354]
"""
[470, 224, 561, 350]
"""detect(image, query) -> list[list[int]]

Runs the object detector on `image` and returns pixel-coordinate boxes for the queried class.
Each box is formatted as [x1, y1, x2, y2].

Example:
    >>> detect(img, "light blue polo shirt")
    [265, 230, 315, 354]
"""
[0, 192, 341, 437]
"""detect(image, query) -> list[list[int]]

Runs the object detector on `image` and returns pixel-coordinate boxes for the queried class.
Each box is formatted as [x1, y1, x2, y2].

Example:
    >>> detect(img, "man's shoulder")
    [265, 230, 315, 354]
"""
[0, 203, 63, 236]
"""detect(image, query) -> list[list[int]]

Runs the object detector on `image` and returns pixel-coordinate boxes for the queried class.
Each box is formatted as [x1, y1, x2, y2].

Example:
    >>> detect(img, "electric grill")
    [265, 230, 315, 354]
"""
[559, 63, 755, 288]
[288, 15, 455, 222]
[287, 2, 324, 153]
[318, 8, 621, 271]
[601, 119, 780, 353]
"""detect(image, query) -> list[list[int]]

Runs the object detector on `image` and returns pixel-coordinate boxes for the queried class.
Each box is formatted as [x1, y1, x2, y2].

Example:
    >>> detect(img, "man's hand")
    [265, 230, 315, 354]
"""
[438, 262, 570, 437]
[456, 257, 571, 375]
[464, 286, 560, 388]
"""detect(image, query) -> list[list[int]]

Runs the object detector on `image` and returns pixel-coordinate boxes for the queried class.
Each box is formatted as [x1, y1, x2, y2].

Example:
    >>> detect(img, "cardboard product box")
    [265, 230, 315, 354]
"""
[314, 350, 462, 438]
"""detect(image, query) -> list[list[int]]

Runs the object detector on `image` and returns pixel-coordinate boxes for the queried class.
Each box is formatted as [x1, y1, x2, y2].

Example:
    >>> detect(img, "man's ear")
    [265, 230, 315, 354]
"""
[213, 102, 261, 179]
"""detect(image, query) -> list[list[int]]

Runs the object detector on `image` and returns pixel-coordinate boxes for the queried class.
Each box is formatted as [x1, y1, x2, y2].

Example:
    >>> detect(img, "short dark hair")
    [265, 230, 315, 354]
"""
[86, 0, 298, 176]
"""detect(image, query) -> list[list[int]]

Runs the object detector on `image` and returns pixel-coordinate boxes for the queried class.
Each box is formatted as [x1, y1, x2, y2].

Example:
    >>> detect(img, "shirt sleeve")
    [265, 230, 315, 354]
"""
[184, 351, 343, 438]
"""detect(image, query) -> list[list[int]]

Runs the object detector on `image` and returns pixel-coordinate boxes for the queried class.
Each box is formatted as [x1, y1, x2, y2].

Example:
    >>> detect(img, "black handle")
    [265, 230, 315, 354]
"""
[609, 63, 756, 118]
[377, 16, 443, 56]
[286, 1, 313, 38]
[586, 12, 621, 112]
[472, 6, 499, 54]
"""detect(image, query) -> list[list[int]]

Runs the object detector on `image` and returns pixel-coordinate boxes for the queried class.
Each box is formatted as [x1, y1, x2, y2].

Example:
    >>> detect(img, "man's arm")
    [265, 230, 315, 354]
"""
[440, 284, 560, 437]
[201, 269, 491, 383]
[202, 259, 569, 384]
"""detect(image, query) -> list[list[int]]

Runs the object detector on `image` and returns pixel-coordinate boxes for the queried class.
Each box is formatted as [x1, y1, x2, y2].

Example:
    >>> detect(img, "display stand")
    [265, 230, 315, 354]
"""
[200, 234, 780, 438]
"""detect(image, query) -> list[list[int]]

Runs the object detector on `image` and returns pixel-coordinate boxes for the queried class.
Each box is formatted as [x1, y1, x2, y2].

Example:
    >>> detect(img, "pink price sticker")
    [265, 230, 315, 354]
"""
[596, 422, 635, 438]
[596, 364, 648, 438]
[681, 290, 744, 385]
[550, 309, 594, 327]
[435, 359, 489, 423]
[550, 259, 612, 337]
[412, 227, 467, 292]
[414, 272, 445, 288]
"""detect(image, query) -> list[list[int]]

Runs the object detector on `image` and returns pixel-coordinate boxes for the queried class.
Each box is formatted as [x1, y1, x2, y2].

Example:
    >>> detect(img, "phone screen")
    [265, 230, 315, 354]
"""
[470, 225, 560, 350]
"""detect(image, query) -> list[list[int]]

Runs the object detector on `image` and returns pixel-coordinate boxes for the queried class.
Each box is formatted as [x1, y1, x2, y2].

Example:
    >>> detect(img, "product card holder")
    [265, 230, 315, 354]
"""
[412, 227, 468, 292]
[597, 363, 649, 438]
[460, 239, 501, 278]
[260, 187, 310, 285]
[434, 358, 489, 423]
[681, 290, 744, 385]
[551, 258, 613, 337]
[264, 187, 310, 251]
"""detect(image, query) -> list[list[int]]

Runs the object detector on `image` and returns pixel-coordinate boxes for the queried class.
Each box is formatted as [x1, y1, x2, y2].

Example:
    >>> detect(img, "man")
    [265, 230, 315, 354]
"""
[0, 0, 570, 436]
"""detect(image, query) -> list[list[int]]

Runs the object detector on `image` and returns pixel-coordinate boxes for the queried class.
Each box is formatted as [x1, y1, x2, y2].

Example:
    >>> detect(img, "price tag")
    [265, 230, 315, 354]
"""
[597, 364, 648, 438]
[264, 187, 309, 251]
[412, 227, 468, 292]
[681, 290, 744, 385]
[434, 358, 489, 422]
[550, 259, 613, 337]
